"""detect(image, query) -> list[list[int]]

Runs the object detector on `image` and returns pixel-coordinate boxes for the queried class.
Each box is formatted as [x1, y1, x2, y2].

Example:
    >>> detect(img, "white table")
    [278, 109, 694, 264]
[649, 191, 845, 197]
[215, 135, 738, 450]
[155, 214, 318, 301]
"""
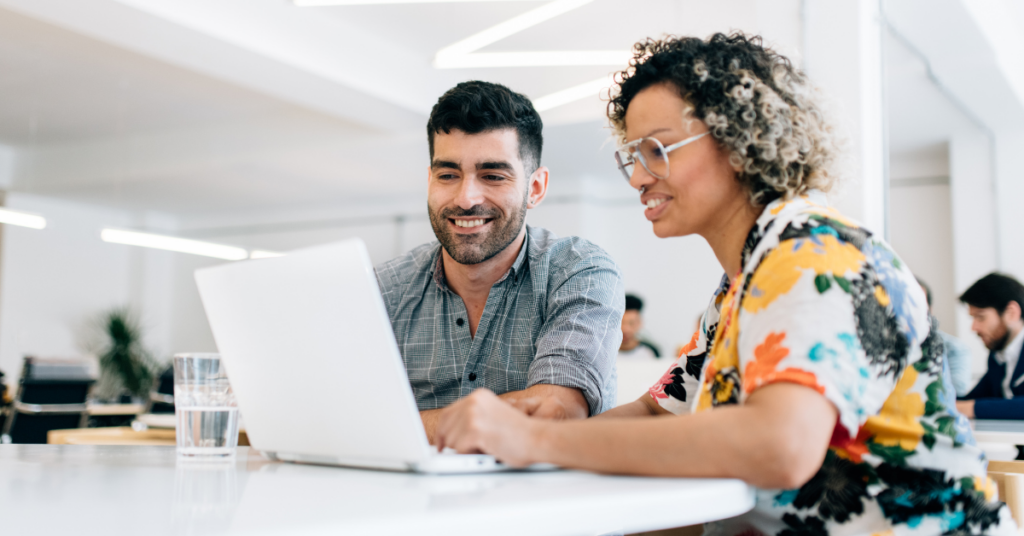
[0, 445, 754, 536]
[973, 419, 1024, 444]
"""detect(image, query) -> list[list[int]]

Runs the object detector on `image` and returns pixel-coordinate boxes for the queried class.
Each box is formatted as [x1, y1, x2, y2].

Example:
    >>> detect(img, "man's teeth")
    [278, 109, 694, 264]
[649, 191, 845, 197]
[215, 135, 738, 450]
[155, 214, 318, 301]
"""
[646, 198, 666, 209]
[455, 219, 486, 228]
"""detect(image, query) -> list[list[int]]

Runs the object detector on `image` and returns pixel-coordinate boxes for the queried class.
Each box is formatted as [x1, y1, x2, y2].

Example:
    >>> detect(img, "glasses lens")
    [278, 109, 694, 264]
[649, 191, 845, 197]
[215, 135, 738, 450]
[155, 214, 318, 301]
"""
[638, 138, 669, 179]
[614, 150, 634, 182]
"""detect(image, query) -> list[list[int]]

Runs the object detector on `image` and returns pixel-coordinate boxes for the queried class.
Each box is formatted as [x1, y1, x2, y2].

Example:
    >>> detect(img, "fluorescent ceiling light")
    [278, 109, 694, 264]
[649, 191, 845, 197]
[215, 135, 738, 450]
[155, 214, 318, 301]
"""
[101, 229, 249, 261]
[435, 50, 630, 69]
[249, 250, 286, 259]
[434, 0, 626, 68]
[0, 208, 46, 230]
[533, 75, 615, 112]
[295, 0, 538, 4]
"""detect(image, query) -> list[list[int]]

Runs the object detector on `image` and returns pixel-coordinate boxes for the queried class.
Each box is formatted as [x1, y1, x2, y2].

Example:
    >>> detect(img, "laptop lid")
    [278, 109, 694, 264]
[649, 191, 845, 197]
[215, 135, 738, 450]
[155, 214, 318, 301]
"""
[194, 238, 431, 466]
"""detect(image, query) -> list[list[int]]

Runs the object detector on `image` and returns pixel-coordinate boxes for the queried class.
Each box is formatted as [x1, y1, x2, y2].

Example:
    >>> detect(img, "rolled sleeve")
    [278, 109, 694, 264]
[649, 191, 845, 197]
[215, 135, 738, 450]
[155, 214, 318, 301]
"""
[528, 253, 624, 416]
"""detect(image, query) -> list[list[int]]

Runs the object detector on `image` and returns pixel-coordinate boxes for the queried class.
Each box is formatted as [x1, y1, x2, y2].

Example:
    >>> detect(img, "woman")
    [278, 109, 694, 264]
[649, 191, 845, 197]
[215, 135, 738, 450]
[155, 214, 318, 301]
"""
[435, 33, 1011, 535]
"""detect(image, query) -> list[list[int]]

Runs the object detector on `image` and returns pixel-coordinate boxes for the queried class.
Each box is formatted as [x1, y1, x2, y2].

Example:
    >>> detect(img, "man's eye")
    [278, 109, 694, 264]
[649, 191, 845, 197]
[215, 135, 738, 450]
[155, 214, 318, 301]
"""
[437, 173, 457, 179]
[483, 174, 506, 181]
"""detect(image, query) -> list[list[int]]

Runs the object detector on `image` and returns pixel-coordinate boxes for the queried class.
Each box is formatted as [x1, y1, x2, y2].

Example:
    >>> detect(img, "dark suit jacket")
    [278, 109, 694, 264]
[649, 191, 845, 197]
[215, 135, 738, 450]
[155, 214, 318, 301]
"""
[961, 343, 1024, 419]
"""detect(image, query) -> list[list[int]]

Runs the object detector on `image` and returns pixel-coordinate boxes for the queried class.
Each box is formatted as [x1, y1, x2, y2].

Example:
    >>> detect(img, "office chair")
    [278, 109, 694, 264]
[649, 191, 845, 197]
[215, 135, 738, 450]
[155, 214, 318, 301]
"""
[147, 365, 175, 414]
[1, 356, 95, 444]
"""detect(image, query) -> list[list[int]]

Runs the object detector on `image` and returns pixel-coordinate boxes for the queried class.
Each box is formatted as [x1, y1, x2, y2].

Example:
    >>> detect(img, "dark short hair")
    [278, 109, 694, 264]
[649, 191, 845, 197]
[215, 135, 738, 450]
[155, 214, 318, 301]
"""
[959, 273, 1024, 314]
[427, 81, 543, 174]
[915, 277, 933, 309]
[625, 294, 643, 312]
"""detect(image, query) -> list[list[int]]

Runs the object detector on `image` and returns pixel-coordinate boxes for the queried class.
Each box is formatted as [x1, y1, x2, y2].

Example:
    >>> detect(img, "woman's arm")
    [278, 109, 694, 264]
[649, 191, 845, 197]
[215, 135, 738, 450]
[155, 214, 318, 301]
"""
[592, 393, 669, 419]
[435, 383, 837, 490]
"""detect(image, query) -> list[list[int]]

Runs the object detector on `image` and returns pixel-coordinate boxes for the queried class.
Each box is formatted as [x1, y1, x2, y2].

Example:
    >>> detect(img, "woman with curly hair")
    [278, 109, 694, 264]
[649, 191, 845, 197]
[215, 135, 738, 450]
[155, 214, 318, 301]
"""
[435, 33, 1012, 535]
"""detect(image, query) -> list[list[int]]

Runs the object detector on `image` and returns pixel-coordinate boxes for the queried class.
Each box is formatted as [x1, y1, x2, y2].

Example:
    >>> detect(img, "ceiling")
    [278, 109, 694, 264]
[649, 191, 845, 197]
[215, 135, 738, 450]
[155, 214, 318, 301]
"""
[0, 0, 1016, 222]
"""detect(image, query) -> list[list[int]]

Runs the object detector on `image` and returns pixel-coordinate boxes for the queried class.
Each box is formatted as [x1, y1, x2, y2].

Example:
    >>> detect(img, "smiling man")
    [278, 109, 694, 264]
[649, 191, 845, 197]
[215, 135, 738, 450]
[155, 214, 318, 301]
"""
[374, 81, 624, 443]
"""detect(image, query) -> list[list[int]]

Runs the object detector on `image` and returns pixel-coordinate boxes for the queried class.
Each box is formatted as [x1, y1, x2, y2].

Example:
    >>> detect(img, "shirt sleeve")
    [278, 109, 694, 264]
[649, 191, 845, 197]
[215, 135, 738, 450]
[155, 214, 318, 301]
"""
[528, 252, 624, 416]
[735, 244, 906, 436]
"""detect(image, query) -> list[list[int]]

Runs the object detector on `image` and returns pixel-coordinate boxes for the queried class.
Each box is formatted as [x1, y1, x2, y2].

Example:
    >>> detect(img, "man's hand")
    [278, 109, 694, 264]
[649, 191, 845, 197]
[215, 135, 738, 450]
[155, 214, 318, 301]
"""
[956, 399, 976, 419]
[499, 384, 588, 420]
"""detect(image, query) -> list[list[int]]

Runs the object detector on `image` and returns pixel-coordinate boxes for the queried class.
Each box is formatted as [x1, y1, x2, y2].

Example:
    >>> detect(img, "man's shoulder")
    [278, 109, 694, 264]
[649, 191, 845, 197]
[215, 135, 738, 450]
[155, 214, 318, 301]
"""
[374, 241, 440, 287]
[526, 226, 618, 277]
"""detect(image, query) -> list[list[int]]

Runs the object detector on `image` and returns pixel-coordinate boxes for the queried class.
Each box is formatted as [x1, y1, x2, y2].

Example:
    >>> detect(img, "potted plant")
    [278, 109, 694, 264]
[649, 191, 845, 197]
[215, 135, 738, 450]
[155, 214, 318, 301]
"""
[94, 308, 156, 402]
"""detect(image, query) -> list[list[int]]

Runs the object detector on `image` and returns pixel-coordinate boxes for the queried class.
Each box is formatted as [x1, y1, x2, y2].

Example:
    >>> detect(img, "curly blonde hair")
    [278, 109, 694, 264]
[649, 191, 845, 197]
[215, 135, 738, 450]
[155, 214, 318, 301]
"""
[608, 33, 842, 206]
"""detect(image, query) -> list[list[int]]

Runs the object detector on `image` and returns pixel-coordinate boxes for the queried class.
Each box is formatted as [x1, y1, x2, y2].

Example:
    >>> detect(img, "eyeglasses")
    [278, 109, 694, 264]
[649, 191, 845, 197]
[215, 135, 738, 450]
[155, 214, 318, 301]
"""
[614, 132, 709, 183]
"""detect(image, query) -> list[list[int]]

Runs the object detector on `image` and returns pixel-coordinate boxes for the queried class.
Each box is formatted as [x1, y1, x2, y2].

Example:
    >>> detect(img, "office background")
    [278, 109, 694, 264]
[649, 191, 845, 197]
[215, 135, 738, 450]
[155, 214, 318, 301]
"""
[0, 0, 1021, 386]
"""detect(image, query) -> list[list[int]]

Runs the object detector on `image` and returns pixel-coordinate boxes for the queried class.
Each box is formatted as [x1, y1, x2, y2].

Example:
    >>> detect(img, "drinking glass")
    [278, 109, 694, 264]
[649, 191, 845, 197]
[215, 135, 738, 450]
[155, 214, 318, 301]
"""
[174, 353, 239, 457]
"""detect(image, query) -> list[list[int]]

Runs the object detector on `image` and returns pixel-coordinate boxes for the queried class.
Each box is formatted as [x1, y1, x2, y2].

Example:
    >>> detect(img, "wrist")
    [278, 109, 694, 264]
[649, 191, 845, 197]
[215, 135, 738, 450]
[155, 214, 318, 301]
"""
[526, 418, 556, 463]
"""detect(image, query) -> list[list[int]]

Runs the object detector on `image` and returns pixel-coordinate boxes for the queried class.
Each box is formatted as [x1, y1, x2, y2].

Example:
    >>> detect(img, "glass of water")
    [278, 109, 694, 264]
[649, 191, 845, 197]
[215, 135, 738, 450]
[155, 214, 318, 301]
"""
[174, 353, 239, 457]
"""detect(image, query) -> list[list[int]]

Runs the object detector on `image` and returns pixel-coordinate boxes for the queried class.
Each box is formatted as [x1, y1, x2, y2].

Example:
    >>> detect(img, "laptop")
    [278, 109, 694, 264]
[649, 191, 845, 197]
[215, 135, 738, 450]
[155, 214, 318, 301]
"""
[194, 238, 526, 474]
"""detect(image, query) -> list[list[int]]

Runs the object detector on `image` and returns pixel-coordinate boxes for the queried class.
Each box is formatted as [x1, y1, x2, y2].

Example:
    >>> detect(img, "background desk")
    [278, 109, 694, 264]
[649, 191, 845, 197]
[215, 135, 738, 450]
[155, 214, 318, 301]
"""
[973, 419, 1024, 444]
[0, 445, 754, 536]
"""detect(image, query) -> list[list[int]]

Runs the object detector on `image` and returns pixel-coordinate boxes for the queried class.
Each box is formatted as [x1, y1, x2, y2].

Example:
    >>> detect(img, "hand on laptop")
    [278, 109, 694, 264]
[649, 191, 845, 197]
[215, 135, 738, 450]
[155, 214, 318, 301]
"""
[502, 384, 588, 420]
[434, 388, 542, 467]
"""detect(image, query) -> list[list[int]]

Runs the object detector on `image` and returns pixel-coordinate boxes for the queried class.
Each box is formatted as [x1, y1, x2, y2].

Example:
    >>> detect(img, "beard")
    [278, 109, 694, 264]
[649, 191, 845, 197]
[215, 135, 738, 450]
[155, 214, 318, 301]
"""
[987, 323, 1011, 351]
[428, 194, 527, 265]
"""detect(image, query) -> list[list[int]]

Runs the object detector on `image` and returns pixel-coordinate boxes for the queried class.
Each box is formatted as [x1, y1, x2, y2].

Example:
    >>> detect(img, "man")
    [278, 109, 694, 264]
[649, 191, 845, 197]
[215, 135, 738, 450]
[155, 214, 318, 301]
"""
[916, 277, 972, 396]
[955, 273, 1024, 419]
[374, 81, 624, 443]
[618, 294, 661, 361]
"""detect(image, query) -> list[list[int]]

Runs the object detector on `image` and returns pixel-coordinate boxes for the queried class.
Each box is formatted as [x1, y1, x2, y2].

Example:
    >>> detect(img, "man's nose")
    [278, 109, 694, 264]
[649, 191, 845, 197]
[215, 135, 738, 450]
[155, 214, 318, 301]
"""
[454, 176, 485, 209]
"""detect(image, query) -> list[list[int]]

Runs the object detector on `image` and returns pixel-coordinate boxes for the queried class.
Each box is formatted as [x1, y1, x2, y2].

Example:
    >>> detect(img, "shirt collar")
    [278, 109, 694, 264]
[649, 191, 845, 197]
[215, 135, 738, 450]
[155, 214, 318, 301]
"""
[740, 189, 834, 271]
[431, 228, 530, 291]
[998, 327, 1024, 364]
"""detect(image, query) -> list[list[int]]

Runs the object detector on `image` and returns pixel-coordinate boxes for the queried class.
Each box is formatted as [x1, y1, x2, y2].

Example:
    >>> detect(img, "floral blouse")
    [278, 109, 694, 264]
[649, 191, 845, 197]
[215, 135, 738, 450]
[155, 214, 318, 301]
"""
[649, 192, 1013, 536]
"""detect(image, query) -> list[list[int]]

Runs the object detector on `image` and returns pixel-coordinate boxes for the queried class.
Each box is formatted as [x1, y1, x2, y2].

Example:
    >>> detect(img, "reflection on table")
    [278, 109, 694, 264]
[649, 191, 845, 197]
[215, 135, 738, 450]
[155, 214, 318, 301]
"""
[0, 445, 754, 536]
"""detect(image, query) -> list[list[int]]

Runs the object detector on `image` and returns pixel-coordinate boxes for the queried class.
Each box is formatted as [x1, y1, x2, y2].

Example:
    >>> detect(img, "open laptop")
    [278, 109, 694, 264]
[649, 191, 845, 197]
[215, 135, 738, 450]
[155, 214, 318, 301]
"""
[194, 238, 525, 474]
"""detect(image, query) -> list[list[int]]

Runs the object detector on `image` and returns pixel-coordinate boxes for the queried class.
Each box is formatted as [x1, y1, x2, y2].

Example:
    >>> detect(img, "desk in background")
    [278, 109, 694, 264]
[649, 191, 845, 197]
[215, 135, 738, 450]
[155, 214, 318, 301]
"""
[0, 445, 754, 536]
[972, 419, 1024, 445]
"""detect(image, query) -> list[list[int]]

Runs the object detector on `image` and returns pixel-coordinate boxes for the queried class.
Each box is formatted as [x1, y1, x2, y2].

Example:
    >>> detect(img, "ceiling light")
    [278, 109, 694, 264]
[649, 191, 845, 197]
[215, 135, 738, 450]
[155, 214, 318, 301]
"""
[533, 75, 615, 112]
[101, 229, 249, 261]
[295, 0, 538, 4]
[435, 0, 622, 68]
[249, 250, 286, 259]
[0, 208, 46, 230]
[435, 50, 630, 69]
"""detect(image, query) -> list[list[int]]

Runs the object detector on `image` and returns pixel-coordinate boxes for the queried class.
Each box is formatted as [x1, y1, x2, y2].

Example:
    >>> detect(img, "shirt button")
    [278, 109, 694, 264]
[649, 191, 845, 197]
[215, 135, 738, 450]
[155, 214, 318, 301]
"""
[456, 318, 464, 326]
[468, 373, 477, 381]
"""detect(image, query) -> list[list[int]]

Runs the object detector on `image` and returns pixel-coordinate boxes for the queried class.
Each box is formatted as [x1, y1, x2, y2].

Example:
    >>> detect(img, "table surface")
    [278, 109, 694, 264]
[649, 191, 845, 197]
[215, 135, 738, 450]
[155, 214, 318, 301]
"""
[973, 419, 1024, 444]
[0, 445, 754, 536]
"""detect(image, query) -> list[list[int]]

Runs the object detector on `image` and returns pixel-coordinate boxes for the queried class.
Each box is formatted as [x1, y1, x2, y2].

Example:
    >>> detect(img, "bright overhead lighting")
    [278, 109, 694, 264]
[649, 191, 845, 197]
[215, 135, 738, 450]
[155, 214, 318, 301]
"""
[249, 250, 286, 259]
[0, 208, 46, 230]
[295, 0, 538, 4]
[433, 0, 626, 68]
[436, 50, 630, 69]
[101, 229, 249, 261]
[533, 75, 615, 112]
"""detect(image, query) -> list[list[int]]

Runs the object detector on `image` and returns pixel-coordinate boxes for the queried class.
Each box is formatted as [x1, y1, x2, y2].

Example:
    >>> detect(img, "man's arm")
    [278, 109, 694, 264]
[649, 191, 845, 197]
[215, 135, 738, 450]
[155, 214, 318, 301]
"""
[961, 361, 997, 400]
[957, 397, 1024, 420]
[421, 384, 588, 445]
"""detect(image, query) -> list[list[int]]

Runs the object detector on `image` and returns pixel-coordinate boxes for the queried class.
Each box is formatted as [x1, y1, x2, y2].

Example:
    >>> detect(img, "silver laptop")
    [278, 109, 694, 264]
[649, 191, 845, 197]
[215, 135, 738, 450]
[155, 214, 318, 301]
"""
[194, 238, 517, 474]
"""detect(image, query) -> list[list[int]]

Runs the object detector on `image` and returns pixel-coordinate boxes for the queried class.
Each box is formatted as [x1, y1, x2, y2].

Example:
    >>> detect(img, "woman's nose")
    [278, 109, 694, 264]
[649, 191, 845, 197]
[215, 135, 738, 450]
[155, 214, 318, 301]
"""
[629, 163, 656, 192]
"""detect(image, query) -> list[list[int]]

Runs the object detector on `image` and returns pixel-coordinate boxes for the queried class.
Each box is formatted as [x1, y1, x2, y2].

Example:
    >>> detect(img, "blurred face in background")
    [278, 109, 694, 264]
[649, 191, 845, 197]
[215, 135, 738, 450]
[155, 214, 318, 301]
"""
[620, 309, 642, 351]
[968, 302, 1022, 351]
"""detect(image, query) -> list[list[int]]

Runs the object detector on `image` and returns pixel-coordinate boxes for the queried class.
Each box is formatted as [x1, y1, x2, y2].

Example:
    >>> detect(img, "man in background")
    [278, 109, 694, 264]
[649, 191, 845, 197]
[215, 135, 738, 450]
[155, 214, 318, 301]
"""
[955, 273, 1024, 419]
[618, 294, 661, 361]
[917, 277, 972, 396]
[374, 81, 624, 444]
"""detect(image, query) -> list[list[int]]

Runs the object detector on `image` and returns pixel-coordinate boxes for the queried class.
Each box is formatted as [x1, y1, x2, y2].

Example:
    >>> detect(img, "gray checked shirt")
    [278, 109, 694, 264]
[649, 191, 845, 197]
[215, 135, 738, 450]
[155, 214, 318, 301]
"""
[374, 225, 624, 415]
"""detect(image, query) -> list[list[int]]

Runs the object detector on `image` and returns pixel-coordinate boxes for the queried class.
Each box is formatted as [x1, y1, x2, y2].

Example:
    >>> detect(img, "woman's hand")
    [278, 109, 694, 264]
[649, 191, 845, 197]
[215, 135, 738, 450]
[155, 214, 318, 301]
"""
[434, 388, 544, 467]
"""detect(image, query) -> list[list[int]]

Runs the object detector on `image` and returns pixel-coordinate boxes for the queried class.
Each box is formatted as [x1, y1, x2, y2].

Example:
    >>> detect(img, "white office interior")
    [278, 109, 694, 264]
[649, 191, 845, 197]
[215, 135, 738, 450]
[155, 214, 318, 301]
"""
[0, 0, 1022, 390]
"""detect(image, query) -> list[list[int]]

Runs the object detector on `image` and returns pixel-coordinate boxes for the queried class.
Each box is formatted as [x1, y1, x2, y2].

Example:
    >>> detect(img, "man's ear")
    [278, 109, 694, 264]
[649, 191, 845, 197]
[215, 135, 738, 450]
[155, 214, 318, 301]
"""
[526, 166, 549, 209]
[1005, 300, 1023, 325]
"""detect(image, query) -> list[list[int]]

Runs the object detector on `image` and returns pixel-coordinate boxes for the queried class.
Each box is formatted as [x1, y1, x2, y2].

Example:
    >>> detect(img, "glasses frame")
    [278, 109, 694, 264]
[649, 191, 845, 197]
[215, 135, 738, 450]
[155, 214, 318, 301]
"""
[614, 131, 710, 183]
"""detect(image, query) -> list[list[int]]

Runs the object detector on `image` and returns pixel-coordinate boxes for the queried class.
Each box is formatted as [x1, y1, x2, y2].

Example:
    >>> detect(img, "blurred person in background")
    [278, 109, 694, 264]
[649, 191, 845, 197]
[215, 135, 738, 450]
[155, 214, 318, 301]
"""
[916, 277, 972, 396]
[434, 33, 1010, 535]
[374, 81, 624, 445]
[618, 294, 662, 361]
[956, 273, 1024, 420]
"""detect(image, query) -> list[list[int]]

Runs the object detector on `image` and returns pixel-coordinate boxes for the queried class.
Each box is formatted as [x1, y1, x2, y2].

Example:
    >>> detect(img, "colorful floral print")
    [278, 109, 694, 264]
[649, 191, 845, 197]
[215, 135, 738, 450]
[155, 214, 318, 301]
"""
[652, 192, 1013, 536]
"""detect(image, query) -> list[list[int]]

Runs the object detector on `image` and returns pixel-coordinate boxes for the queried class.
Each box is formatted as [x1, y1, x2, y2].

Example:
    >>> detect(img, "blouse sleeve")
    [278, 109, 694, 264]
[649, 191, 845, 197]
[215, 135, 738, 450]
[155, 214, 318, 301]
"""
[648, 290, 724, 415]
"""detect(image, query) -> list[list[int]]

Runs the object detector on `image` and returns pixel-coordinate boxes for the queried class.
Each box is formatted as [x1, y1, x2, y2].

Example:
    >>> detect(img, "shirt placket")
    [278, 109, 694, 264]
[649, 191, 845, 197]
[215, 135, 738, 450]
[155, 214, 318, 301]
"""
[459, 278, 512, 397]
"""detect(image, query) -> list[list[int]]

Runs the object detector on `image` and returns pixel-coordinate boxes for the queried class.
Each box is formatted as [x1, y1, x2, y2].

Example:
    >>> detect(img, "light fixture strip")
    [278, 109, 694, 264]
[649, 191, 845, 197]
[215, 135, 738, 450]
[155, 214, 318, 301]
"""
[435, 0, 593, 64]
[101, 229, 249, 261]
[436, 50, 630, 69]
[533, 74, 615, 112]
[295, 0, 539, 4]
[0, 208, 47, 230]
